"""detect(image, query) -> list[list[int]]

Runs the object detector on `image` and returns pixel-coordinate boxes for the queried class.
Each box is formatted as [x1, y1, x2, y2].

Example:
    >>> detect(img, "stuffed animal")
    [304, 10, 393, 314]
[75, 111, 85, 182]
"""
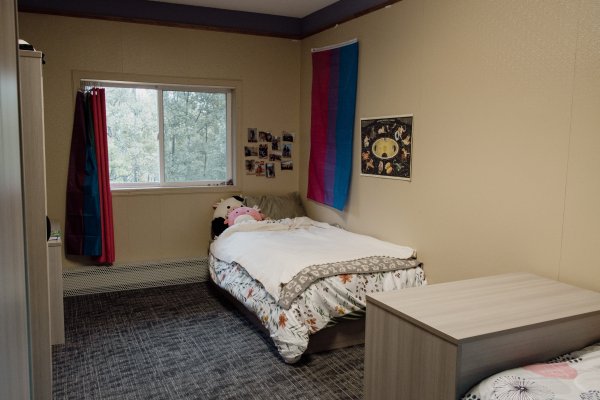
[211, 195, 245, 238]
[225, 206, 264, 226]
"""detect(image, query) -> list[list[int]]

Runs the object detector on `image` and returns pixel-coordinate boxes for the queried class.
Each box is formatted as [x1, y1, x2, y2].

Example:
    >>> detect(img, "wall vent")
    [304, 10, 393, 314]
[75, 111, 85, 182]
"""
[63, 257, 209, 297]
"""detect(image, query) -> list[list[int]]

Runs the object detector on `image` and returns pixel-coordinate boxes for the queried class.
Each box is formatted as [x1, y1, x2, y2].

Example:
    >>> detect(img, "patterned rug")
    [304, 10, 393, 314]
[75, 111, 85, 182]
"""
[53, 283, 364, 400]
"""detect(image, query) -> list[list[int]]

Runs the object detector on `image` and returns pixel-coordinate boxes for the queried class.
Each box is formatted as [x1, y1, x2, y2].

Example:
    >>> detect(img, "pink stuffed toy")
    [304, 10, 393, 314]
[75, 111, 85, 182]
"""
[225, 206, 264, 226]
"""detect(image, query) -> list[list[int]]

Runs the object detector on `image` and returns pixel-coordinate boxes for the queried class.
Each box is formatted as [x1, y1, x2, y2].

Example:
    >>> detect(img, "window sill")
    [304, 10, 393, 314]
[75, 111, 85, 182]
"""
[111, 184, 240, 197]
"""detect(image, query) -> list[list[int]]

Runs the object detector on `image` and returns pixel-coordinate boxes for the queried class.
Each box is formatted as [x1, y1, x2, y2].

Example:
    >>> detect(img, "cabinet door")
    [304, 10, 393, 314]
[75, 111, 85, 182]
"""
[0, 2, 32, 399]
[20, 50, 52, 400]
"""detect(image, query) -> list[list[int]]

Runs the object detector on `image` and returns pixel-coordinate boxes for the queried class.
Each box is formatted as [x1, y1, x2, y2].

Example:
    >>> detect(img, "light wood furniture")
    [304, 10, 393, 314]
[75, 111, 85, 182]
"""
[20, 49, 52, 400]
[365, 272, 600, 400]
[48, 234, 65, 345]
[1, 3, 32, 398]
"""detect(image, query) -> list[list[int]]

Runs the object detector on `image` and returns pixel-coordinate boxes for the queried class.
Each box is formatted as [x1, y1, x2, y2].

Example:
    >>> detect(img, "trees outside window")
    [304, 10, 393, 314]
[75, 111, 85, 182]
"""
[89, 81, 233, 188]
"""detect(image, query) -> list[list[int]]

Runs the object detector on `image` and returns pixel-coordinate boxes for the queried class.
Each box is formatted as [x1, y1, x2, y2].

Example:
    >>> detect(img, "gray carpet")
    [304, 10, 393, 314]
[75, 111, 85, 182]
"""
[53, 282, 364, 400]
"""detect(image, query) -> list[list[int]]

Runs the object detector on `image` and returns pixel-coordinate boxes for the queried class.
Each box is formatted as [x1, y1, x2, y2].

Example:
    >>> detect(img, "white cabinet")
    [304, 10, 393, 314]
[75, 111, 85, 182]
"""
[19, 49, 52, 400]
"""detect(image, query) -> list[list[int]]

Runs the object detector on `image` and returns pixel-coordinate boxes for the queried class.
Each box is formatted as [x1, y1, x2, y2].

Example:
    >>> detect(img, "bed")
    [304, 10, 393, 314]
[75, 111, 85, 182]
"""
[462, 342, 600, 400]
[208, 193, 426, 363]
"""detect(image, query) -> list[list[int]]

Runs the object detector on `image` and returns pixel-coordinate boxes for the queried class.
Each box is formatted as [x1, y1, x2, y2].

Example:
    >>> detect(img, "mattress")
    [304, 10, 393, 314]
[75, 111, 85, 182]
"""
[209, 254, 426, 363]
[210, 217, 418, 307]
[463, 342, 600, 400]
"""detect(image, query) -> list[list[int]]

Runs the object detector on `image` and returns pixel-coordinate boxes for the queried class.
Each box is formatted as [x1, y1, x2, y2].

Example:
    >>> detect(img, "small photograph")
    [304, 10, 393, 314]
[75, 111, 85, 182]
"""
[244, 146, 258, 157]
[254, 161, 266, 176]
[281, 160, 293, 171]
[258, 144, 269, 159]
[269, 151, 282, 162]
[259, 131, 272, 142]
[248, 128, 258, 143]
[282, 131, 295, 142]
[245, 160, 255, 174]
[271, 136, 281, 151]
[282, 143, 292, 158]
[266, 163, 275, 178]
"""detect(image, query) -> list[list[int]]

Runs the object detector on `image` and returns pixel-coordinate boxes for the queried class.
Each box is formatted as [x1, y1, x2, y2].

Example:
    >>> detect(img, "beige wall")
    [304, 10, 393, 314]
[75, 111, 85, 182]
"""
[18, 13, 300, 268]
[20, 1, 600, 291]
[559, 0, 600, 289]
[300, 0, 600, 291]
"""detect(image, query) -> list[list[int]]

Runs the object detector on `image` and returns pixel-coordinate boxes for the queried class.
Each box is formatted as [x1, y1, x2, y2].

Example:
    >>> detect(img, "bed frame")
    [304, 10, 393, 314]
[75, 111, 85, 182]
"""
[210, 280, 365, 354]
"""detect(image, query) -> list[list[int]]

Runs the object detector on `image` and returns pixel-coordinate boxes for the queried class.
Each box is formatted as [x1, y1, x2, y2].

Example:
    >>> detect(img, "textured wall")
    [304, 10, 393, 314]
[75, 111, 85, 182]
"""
[559, 0, 600, 289]
[18, 13, 300, 267]
[300, 0, 600, 291]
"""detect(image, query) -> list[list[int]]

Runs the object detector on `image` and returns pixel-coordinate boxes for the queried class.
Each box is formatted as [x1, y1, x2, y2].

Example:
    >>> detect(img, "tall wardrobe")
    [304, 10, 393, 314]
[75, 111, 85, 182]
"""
[19, 48, 52, 400]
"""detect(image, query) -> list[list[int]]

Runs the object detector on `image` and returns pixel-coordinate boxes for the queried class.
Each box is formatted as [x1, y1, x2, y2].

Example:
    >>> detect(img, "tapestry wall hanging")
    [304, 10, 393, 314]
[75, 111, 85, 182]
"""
[360, 115, 413, 180]
[307, 39, 359, 210]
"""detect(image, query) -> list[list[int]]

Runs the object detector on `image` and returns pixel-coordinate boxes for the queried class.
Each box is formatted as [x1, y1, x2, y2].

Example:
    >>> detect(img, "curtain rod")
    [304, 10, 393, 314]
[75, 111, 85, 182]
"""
[80, 80, 101, 90]
[311, 38, 357, 53]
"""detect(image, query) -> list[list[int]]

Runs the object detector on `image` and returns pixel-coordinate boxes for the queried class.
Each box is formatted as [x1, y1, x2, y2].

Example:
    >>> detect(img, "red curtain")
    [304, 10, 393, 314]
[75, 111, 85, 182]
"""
[90, 88, 115, 264]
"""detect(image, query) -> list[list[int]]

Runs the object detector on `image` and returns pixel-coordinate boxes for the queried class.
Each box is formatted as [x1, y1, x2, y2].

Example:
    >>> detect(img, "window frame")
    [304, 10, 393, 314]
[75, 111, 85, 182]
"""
[80, 78, 235, 190]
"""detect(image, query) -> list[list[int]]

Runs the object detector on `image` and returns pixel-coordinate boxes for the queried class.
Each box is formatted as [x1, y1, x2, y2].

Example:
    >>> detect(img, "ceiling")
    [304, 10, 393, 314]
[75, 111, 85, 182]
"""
[19, 0, 399, 39]
[149, 0, 339, 18]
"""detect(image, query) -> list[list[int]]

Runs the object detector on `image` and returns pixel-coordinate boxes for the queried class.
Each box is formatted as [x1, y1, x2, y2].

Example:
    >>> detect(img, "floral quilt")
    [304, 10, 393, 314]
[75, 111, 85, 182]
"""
[209, 254, 426, 363]
[463, 342, 600, 400]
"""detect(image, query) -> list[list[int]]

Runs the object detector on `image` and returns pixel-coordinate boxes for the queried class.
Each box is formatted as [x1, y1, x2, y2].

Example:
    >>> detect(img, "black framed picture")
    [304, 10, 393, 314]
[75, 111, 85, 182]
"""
[360, 115, 412, 180]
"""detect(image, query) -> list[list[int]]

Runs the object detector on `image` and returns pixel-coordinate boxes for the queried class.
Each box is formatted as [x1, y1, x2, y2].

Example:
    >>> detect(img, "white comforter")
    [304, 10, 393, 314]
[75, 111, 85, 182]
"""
[209, 217, 416, 302]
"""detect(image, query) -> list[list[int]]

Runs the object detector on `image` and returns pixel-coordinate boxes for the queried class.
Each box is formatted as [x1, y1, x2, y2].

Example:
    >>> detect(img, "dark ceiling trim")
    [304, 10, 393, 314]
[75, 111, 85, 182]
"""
[18, 0, 302, 39]
[302, 0, 401, 38]
[18, 0, 402, 39]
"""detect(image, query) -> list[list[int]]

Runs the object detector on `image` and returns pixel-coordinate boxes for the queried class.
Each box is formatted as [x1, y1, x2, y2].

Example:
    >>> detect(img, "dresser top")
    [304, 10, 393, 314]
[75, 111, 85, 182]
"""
[19, 49, 42, 59]
[367, 272, 600, 343]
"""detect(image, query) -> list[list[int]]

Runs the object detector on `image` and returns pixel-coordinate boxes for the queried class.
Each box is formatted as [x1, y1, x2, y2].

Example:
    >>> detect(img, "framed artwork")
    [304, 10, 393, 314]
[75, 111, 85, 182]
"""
[360, 115, 412, 180]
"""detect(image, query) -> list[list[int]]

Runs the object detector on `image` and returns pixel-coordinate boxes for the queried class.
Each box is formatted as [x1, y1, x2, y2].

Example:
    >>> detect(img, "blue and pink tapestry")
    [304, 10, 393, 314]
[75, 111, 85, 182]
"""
[307, 40, 358, 211]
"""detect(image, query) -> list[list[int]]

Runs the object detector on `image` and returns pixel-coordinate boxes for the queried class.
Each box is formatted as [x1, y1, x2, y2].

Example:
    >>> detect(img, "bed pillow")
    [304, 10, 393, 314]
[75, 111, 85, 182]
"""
[212, 195, 245, 238]
[244, 192, 306, 221]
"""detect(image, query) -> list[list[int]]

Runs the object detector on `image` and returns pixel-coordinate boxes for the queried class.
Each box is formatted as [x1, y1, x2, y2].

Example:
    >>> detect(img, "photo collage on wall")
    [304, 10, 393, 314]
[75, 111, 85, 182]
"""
[245, 128, 294, 178]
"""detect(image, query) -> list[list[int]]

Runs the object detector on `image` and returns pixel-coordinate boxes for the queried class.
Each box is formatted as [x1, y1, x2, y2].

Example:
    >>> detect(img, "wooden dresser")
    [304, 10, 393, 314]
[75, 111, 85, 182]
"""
[364, 272, 600, 400]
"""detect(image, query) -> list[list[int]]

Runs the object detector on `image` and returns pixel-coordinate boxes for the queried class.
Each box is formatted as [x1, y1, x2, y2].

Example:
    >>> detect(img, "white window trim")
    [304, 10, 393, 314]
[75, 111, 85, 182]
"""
[157, 88, 165, 184]
[80, 79, 236, 190]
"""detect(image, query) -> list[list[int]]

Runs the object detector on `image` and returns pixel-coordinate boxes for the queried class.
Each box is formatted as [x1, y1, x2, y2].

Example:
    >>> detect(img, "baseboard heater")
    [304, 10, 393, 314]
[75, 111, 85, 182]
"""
[63, 257, 209, 297]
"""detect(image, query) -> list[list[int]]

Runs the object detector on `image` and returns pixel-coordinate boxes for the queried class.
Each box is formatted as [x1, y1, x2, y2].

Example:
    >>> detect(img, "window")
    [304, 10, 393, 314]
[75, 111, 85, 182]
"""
[82, 80, 234, 188]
